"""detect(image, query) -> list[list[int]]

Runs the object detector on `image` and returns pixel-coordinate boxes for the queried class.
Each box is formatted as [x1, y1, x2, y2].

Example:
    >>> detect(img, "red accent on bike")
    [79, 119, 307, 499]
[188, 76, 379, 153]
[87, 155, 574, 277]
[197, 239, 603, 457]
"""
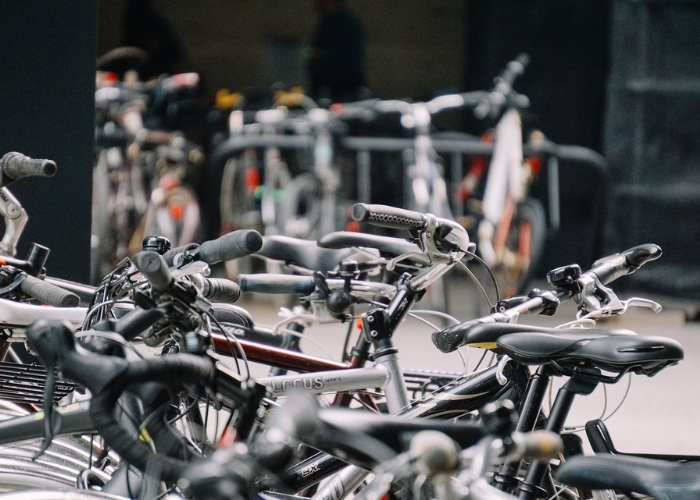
[520, 221, 532, 260]
[345, 221, 361, 232]
[218, 426, 238, 448]
[527, 157, 542, 173]
[0, 259, 5, 266]
[169, 203, 184, 221]
[160, 175, 179, 191]
[245, 167, 260, 192]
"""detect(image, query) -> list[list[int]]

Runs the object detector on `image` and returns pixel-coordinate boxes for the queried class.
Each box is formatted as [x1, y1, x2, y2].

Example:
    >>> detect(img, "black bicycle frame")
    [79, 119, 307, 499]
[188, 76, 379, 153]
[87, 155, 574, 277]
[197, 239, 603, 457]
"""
[281, 360, 530, 492]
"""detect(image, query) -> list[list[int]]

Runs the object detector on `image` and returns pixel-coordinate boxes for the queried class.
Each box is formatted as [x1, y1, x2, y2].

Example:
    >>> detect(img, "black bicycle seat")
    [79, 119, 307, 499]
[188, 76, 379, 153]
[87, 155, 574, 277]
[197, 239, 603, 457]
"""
[556, 454, 700, 500]
[258, 235, 354, 273]
[443, 323, 636, 351]
[497, 331, 683, 376]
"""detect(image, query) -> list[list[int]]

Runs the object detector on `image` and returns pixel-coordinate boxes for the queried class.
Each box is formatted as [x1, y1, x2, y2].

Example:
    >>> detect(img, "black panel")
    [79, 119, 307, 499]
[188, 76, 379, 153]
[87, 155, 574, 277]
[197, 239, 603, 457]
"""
[464, 0, 611, 271]
[0, 2, 97, 283]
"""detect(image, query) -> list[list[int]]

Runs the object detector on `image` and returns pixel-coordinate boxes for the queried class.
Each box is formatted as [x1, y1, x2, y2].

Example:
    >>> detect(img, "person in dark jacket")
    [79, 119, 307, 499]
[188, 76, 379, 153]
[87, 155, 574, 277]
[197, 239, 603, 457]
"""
[122, 0, 185, 78]
[309, 0, 366, 103]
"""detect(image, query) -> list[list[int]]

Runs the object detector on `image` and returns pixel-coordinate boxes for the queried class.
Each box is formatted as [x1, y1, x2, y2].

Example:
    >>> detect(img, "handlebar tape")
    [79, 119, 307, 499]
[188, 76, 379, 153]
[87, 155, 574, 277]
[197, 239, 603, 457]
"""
[202, 278, 241, 304]
[132, 251, 173, 291]
[20, 275, 79, 307]
[351, 203, 427, 230]
[25, 319, 213, 484]
[589, 244, 662, 285]
[90, 354, 214, 483]
[238, 274, 316, 295]
[0, 152, 56, 180]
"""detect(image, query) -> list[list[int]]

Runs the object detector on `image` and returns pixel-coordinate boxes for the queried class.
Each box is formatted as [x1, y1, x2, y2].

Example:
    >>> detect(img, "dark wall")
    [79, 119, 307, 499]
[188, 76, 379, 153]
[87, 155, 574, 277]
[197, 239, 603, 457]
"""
[465, 0, 611, 270]
[604, 1, 700, 297]
[0, 3, 97, 283]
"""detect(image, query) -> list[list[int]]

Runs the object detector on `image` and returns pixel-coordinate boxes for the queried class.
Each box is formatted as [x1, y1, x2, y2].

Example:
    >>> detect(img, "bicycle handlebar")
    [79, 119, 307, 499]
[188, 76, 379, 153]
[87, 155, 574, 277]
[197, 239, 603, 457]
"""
[202, 277, 241, 304]
[238, 274, 316, 295]
[163, 229, 263, 267]
[0, 152, 56, 183]
[589, 243, 661, 285]
[351, 203, 427, 230]
[20, 275, 79, 308]
[351, 203, 470, 259]
[132, 250, 174, 292]
[431, 244, 662, 353]
[25, 319, 215, 483]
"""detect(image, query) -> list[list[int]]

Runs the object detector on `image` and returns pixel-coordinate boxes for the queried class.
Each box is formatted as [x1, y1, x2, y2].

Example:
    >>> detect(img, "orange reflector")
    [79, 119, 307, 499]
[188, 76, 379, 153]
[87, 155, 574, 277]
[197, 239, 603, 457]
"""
[169, 203, 184, 221]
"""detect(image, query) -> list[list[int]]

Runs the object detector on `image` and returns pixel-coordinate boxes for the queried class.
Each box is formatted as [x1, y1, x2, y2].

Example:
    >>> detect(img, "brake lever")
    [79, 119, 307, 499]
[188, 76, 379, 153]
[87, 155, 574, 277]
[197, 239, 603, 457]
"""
[386, 214, 454, 271]
[171, 261, 211, 279]
[619, 297, 663, 315]
[576, 272, 662, 318]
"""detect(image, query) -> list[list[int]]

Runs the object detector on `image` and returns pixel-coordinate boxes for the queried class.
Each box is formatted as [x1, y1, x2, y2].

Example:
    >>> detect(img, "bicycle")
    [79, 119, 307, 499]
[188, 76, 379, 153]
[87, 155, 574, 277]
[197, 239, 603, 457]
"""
[92, 73, 204, 284]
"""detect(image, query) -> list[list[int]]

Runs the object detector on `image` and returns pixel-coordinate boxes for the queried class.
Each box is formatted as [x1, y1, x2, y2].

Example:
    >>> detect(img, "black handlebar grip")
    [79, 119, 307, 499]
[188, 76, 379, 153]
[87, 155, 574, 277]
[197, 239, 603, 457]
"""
[238, 274, 316, 295]
[198, 230, 263, 265]
[351, 203, 427, 230]
[114, 307, 167, 341]
[0, 152, 57, 180]
[131, 251, 173, 291]
[589, 244, 662, 285]
[620, 243, 662, 269]
[20, 275, 79, 307]
[431, 319, 481, 353]
[202, 278, 241, 304]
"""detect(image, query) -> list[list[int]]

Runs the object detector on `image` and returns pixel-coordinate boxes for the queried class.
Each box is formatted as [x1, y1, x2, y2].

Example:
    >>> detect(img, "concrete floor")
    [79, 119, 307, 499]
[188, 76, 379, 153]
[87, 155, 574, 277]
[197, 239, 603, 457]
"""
[237, 278, 700, 457]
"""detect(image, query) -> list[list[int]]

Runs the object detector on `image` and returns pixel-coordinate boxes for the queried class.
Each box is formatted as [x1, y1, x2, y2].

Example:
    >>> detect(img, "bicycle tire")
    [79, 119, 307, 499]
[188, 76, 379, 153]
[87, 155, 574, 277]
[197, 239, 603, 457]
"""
[493, 197, 547, 297]
[220, 155, 261, 234]
[139, 184, 201, 249]
[279, 173, 324, 239]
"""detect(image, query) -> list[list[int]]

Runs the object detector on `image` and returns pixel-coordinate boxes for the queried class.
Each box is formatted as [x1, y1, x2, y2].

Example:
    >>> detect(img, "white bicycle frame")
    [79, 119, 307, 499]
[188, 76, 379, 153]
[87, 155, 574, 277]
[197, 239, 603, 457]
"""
[0, 299, 86, 331]
[477, 107, 528, 268]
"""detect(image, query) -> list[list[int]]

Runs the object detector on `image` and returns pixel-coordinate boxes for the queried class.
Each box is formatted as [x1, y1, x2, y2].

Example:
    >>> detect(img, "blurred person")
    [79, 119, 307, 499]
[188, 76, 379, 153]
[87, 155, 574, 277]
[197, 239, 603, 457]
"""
[122, 0, 185, 78]
[308, 0, 366, 103]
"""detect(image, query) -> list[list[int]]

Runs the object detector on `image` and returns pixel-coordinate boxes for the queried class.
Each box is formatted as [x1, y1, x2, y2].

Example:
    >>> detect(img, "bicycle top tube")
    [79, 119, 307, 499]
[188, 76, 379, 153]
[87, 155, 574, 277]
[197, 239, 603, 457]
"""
[0, 298, 86, 328]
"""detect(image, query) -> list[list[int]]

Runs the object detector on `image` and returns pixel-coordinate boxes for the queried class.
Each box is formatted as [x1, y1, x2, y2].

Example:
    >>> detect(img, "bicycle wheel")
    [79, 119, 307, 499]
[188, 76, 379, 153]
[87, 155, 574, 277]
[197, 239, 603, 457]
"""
[220, 154, 262, 234]
[493, 197, 547, 297]
[137, 183, 201, 250]
[279, 173, 324, 239]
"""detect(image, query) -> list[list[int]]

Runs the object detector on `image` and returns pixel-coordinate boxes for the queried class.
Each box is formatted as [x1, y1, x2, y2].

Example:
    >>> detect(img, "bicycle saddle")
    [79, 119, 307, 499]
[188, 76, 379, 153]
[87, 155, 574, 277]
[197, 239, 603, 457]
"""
[211, 303, 254, 328]
[556, 454, 700, 500]
[258, 236, 354, 273]
[440, 323, 636, 350]
[497, 331, 683, 376]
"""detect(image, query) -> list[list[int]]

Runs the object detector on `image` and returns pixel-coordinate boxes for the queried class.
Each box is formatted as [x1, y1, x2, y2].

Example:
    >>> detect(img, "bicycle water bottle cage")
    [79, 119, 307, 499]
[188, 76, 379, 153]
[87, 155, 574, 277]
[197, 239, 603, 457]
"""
[385, 214, 454, 271]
